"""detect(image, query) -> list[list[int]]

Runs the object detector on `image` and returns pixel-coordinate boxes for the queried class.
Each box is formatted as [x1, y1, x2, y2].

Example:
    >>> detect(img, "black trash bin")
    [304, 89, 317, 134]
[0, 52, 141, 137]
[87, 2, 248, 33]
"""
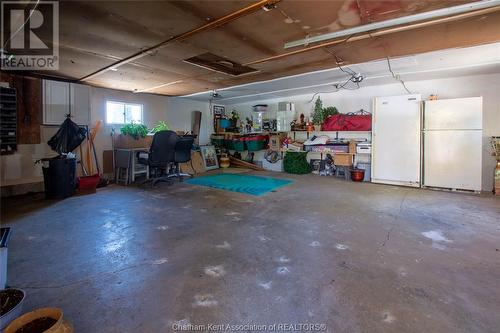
[42, 157, 77, 199]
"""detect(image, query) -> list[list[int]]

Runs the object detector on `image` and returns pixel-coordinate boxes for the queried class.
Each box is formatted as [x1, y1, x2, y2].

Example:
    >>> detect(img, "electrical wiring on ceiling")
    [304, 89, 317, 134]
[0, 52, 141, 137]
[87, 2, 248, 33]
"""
[335, 77, 361, 90]
[307, 90, 339, 103]
[305, 31, 371, 102]
[386, 56, 413, 94]
[332, 54, 356, 76]
[332, 57, 363, 91]
[307, 53, 364, 103]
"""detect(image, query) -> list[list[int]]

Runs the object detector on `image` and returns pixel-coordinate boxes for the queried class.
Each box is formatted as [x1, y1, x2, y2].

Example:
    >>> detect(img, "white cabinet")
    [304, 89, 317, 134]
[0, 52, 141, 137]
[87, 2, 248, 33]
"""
[70, 83, 90, 125]
[43, 80, 69, 125]
[43, 80, 90, 125]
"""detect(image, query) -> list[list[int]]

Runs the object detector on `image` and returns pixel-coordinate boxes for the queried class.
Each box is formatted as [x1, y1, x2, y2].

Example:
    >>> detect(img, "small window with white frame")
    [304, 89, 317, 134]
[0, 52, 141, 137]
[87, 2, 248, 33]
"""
[106, 101, 143, 124]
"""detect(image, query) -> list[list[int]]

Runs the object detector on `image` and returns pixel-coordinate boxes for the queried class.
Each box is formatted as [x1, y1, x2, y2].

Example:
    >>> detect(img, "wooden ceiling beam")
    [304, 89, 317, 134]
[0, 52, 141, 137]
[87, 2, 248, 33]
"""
[169, 1, 277, 57]
[79, 0, 280, 82]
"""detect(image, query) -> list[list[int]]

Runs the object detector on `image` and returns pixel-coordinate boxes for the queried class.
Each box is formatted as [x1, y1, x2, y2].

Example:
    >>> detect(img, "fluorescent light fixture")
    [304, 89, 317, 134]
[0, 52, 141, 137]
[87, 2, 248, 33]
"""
[134, 80, 183, 93]
[284, 0, 500, 49]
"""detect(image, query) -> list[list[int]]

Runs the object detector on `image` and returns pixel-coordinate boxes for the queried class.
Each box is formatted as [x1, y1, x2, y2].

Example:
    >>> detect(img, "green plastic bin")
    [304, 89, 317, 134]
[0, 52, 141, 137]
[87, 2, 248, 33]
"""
[211, 134, 224, 147]
[224, 138, 234, 150]
[233, 138, 246, 151]
[246, 135, 268, 151]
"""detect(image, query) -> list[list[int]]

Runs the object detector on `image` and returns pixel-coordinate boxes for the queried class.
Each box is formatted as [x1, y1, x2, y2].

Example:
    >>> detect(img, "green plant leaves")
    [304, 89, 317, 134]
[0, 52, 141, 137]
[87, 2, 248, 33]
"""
[311, 97, 324, 125]
[120, 123, 148, 139]
[150, 121, 170, 133]
[311, 97, 339, 125]
[323, 106, 339, 119]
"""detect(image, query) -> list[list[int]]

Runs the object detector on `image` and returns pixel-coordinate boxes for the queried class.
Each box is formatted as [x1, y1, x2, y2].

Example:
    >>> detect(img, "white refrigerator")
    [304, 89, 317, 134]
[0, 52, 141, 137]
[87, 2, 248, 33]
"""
[422, 97, 483, 191]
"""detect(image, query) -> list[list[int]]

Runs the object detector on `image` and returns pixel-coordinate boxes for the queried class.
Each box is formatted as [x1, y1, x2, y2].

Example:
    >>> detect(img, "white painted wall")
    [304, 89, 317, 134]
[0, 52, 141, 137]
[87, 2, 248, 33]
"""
[224, 73, 500, 191]
[165, 97, 212, 146]
[92, 89, 211, 171]
[91, 87, 169, 170]
[1, 86, 210, 191]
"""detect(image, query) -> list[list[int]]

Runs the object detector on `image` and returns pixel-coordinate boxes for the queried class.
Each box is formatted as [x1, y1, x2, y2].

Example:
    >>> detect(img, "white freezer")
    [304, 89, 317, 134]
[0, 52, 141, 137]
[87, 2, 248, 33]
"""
[372, 95, 422, 187]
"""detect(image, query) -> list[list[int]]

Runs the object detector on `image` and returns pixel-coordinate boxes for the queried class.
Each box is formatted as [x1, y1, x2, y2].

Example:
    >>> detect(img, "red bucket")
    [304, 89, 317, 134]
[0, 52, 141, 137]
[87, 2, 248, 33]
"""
[350, 169, 365, 182]
[78, 174, 100, 194]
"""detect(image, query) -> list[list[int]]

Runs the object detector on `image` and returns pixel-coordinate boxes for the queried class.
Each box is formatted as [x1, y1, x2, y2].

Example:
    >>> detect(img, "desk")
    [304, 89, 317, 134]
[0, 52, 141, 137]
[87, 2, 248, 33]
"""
[114, 148, 149, 184]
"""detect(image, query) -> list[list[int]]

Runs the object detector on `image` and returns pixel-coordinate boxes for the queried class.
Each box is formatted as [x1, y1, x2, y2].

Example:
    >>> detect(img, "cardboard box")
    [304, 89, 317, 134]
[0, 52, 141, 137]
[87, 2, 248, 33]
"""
[349, 140, 357, 153]
[334, 153, 354, 166]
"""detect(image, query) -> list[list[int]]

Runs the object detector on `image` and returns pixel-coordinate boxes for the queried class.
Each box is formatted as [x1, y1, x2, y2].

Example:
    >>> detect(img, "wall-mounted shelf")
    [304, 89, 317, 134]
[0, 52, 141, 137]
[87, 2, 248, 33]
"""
[289, 130, 372, 141]
[0, 87, 17, 154]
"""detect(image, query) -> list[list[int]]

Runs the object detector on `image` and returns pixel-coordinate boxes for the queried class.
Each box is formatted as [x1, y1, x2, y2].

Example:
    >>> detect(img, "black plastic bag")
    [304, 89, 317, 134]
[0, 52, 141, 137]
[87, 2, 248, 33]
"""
[48, 118, 87, 154]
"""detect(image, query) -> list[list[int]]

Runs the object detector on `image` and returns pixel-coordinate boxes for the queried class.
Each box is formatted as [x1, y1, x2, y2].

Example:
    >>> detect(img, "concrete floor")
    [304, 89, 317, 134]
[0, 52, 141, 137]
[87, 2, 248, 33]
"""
[1, 171, 500, 333]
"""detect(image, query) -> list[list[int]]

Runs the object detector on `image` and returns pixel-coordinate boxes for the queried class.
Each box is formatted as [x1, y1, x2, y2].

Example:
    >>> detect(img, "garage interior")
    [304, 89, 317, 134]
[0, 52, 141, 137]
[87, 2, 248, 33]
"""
[0, 0, 499, 332]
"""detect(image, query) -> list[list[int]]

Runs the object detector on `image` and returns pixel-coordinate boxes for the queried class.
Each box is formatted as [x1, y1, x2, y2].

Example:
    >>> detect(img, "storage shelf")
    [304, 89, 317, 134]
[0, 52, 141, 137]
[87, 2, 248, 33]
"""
[0, 87, 17, 154]
[214, 131, 284, 136]
[289, 130, 371, 141]
[289, 130, 372, 132]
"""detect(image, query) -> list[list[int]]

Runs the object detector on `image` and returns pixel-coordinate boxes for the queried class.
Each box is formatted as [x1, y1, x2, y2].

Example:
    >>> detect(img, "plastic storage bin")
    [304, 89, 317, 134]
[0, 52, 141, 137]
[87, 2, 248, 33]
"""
[219, 119, 231, 129]
[211, 134, 225, 147]
[223, 138, 234, 150]
[246, 135, 268, 151]
[232, 138, 246, 151]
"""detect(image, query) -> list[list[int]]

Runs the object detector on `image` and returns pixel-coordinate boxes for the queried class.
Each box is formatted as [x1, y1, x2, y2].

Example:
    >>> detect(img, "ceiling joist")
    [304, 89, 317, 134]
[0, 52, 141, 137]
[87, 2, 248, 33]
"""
[13, 0, 500, 96]
[78, 0, 281, 82]
[244, 5, 500, 66]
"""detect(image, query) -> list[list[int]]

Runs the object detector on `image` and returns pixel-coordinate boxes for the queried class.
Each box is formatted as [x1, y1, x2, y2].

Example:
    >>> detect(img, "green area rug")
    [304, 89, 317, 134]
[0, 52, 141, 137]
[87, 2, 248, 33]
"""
[185, 173, 293, 196]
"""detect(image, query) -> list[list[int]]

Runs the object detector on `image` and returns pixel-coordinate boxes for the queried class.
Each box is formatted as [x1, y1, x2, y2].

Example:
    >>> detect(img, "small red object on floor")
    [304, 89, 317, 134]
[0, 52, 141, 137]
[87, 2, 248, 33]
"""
[350, 169, 365, 182]
[78, 174, 100, 194]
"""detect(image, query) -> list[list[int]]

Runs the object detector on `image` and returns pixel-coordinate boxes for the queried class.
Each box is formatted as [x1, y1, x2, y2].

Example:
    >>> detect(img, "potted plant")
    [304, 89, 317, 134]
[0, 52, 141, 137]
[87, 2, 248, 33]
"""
[0, 288, 26, 330]
[322, 106, 339, 120]
[114, 123, 152, 148]
[229, 110, 240, 128]
[311, 97, 323, 131]
[4, 307, 73, 333]
[149, 120, 170, 134]
[491, 137, 500, 195]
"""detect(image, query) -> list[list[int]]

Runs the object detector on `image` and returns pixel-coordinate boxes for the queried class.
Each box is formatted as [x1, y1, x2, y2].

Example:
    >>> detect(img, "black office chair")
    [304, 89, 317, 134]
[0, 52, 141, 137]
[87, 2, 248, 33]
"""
[168, 135, 194, 181]
[137, 130, 178, 186]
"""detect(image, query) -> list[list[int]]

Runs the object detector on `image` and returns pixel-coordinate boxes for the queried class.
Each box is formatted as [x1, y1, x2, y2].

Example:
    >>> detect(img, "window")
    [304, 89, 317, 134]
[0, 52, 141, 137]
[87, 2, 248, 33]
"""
[106, 101, 143, 124]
